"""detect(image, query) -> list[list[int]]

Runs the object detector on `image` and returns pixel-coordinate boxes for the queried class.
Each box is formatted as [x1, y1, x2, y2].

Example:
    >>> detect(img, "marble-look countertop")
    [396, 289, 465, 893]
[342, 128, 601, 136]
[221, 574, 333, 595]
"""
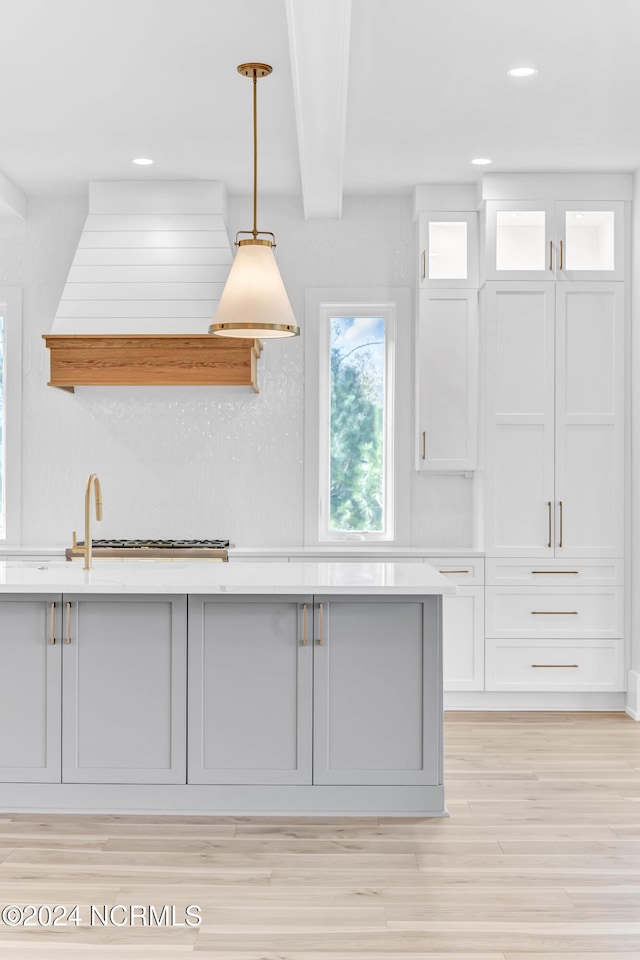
[0, 560, 458, 596]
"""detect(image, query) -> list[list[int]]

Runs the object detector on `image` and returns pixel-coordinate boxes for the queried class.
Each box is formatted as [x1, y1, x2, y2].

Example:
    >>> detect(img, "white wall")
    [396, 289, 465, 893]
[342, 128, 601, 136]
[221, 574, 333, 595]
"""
[2, 193, 475, 548]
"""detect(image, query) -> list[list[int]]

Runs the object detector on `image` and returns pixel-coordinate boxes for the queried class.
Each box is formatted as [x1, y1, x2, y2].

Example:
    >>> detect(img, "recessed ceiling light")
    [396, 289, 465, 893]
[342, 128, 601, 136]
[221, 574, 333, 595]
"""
[132, 158, 154, 165]
[507, 66, 538, 78]
[471, 158, 493, 165]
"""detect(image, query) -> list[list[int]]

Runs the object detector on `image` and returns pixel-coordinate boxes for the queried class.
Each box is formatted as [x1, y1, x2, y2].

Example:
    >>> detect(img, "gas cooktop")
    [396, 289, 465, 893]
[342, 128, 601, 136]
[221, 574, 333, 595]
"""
[65, 539, 230, 561]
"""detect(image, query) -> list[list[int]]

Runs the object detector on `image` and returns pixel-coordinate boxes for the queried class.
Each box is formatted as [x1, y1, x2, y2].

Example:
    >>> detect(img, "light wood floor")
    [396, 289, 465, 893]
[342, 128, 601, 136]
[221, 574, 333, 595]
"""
[0, 711, 639, 958]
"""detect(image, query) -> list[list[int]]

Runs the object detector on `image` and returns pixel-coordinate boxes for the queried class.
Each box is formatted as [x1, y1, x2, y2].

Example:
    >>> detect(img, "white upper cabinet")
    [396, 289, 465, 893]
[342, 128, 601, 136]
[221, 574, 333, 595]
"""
[485, 200, 624, 282]
[556, 202, 625, 281]
[416, 290, 478, 471]
[419, 211, 478, 288]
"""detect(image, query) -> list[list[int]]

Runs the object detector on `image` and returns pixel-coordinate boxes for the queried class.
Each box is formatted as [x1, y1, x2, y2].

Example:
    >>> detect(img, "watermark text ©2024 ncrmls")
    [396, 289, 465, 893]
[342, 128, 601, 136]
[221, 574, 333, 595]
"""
[0, 904, 202, 927]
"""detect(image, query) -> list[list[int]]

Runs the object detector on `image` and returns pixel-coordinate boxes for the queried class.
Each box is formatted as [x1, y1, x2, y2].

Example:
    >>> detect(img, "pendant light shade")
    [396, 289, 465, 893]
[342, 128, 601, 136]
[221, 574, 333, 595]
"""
[212, 239, 298, 338]
[210, 63, 300, 340]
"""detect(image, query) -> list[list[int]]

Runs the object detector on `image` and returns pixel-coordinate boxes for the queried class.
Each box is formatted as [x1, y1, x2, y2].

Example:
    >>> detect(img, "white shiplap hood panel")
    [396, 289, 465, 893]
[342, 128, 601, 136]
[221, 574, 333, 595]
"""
[50, 181, 232, 335]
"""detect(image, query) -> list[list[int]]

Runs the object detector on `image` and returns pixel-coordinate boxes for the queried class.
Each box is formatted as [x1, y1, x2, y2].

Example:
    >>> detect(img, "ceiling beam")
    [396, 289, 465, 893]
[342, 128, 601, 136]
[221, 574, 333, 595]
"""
[0, 168, 27, 219]
[285, 0, 351, 219]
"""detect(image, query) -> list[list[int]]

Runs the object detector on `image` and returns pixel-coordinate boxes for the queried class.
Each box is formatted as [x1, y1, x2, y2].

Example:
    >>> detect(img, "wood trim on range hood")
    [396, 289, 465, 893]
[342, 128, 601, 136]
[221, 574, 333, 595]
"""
[43, 334, 263, 393]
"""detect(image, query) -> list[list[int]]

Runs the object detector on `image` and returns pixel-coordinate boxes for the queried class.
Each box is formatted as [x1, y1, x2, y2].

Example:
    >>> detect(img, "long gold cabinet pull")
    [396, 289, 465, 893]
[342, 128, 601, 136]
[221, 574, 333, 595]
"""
[421, 250, 426, 280]
[549, 239, 553, 271]
[559, 500, 564, 548]
[65, 601, 72, 644]
[49, 602, 56, 645]
[302, 603, 307, 646]
[531, 570, 578, 575]
[422, 432, 426, 461]
[318, 603, 323, 646]
[559, 239, 564, 270]
[547, 501, 552, 549]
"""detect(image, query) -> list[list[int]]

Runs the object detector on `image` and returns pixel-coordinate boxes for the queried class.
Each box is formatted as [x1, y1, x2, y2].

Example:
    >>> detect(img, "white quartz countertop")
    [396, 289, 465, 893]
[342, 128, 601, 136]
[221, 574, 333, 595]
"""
[0, 560, 457, 596]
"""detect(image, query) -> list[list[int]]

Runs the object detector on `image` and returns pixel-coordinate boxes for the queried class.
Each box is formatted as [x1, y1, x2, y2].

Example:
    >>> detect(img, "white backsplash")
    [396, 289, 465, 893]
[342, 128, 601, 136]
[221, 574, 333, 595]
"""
[2, 193, 475, 548]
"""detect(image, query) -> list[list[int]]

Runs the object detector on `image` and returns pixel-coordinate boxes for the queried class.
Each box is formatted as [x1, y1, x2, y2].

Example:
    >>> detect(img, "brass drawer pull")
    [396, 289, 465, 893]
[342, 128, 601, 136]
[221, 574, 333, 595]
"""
[547, 501, 552, 548]
[318, 603, 323, 646]
[531, 663, 578, 668]
[421, 249, 426, 280]
[439, 569, 470, 575]
[65, 601, 72, 644]
[422, 431, 426, 460]
[302, 603, 307, 646]
[559, 239, 564, 270]
[531, 570, 579, 575]
[531, 611, 578, 615]
[49, 602, 56, 645]
[549, 239, 553, 271]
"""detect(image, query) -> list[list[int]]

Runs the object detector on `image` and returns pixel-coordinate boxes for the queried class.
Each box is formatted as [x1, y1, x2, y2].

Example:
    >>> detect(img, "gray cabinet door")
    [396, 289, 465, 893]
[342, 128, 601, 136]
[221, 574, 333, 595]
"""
[188, 595, 313, 784]
[313, 596, 442, 786]
[62, 595, 186, 784]
[0, 595, 62, 783]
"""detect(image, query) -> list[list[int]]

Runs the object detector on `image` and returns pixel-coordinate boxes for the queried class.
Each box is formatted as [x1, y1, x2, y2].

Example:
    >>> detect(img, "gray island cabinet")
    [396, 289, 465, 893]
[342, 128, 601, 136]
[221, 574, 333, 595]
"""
[0, 561, 451, 816]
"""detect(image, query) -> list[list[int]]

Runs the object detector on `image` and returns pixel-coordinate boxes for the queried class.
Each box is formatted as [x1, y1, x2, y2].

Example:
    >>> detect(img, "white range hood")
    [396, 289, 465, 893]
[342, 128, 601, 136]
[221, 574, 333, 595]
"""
[50, 180, 232, 335]
[44, 181, 263, 392]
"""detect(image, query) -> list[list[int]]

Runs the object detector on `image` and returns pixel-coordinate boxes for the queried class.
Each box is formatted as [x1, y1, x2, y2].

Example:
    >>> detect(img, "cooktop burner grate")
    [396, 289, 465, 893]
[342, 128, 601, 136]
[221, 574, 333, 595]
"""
[88, 539, 230, 549]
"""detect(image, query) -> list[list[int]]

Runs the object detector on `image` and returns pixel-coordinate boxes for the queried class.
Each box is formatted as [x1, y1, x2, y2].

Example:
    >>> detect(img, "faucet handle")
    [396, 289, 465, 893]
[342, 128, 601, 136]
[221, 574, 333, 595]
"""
[72, 530, 78, 548]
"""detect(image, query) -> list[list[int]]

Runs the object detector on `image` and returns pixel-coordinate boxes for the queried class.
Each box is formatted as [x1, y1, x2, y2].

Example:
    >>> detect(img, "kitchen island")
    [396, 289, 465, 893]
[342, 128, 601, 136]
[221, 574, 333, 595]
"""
[0, 561, 455, 817]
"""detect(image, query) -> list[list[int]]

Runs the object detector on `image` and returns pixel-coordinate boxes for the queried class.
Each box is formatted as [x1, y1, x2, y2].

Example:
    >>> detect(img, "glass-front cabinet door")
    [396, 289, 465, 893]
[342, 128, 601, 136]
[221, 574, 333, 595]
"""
[485, 201, 555, 281]
[556, 201, 624, 281]
[485, 200, 624, 282]
[418, 211, 477, 288]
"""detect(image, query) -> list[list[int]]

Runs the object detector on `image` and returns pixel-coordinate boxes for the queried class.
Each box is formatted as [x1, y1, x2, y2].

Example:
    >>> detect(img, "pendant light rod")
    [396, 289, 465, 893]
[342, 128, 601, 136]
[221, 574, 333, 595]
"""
[252, 68, 258, 238]
[237, 63, 272, 240]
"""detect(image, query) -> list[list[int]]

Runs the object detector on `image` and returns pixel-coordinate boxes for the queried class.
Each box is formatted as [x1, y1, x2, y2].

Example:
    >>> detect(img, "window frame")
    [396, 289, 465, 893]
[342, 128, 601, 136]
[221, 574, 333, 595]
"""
[304, 287, 412, 548]
[0, 287, 23, 544]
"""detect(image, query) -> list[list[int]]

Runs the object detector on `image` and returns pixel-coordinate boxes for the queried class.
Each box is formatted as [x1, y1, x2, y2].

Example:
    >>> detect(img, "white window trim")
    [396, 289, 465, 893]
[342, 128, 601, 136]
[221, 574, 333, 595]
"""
[304, 287, 412, 548]
[0, 287, 23, 545]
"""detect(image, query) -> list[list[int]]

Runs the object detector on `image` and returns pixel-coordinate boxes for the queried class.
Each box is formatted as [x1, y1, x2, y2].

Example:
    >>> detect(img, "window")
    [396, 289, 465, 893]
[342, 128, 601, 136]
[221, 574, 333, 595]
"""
[317, 303, 395, 541]
[0, 288, 22, 543]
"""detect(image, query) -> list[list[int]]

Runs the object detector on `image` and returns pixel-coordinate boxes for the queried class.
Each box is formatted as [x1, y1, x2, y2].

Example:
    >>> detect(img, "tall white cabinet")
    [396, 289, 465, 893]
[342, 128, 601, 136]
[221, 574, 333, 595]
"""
[482, 186, 626, 696]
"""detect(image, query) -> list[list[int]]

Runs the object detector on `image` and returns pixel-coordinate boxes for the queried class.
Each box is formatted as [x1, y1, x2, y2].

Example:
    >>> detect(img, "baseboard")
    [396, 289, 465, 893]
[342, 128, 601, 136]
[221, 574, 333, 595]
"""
[444, 691, 626, 711]
[626, 670, 640, 720]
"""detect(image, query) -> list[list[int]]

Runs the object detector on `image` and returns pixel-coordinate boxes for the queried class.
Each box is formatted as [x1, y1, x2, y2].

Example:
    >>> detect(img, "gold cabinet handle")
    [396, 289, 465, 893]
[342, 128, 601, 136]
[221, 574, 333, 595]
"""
[531, 570, 579, 575]
[302, 603, 307, 646]
[532, 663, 578, 668]
[531, 610, 578, 615]
[422, 431, 426, 461]
[318, 603, 323, 646]
[439, 569, 470, 575]
[421, 249, 426, 279]
[547, 501, 552, 549]
[559, 239, 564, 270]
[49, 602, 56, 645]
[65, 601, 72, 644]
[549, 239, 553, 271]
[559, 500, 563, 548]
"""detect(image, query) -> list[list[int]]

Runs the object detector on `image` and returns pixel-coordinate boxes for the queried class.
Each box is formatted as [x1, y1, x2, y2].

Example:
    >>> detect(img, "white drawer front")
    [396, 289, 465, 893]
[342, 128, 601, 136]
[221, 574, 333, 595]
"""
[486, 558, 623, 586]
[485, 639, 624, 691]
[428, 558, 484, 585]
[485, 587, 622, 638]
[443, 587, 484, 691]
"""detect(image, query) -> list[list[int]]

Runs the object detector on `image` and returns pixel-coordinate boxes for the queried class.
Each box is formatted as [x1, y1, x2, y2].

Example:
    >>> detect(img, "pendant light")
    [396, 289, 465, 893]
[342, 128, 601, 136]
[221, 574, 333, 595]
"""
[210, 63, 299, 339]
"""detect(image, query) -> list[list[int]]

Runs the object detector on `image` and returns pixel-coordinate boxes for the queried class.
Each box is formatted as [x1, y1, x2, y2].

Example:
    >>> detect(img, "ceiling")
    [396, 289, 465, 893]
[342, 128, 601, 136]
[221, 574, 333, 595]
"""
[0, 0, 638, 216]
